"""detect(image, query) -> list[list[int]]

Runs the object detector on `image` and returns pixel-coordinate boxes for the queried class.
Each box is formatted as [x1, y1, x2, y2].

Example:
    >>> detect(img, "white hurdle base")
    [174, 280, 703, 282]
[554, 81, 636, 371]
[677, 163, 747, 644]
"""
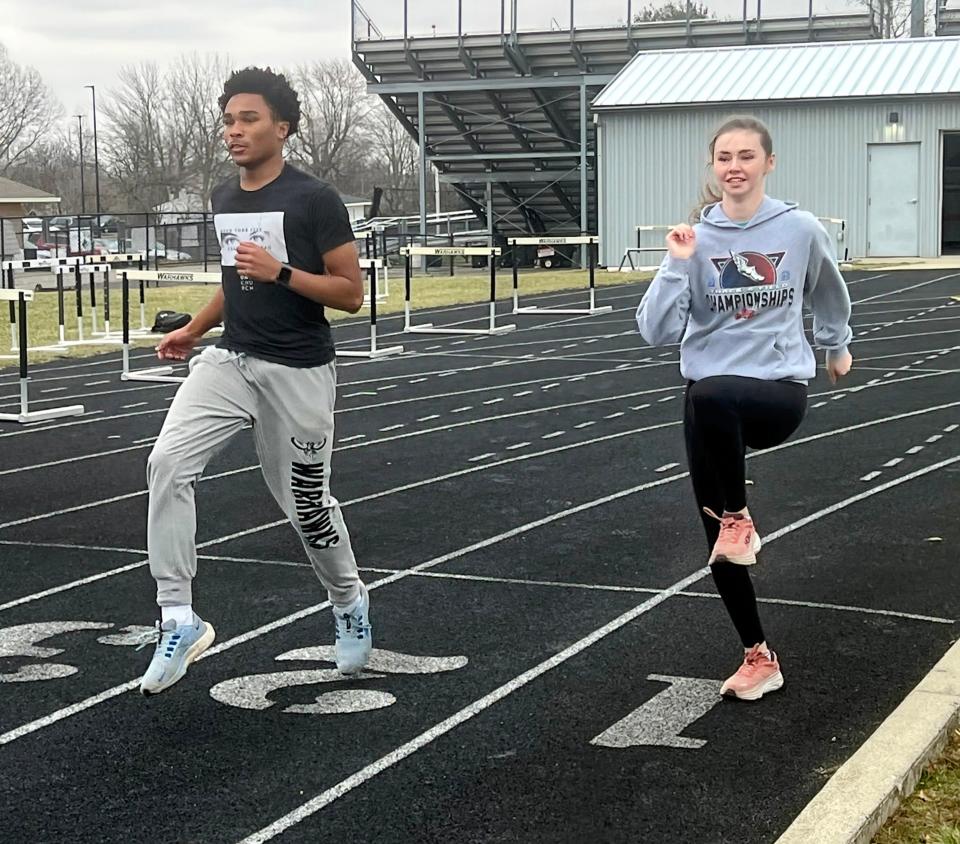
[515, 305, 612, 316]
[120, 366, 183, 384]
[405, 324, 516, 336]
[338, 345, 404, 359]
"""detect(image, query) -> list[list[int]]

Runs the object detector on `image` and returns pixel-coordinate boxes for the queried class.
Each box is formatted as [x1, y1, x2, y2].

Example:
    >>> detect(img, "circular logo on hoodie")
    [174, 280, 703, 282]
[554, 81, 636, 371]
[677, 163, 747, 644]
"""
[719, 251, 778, 289]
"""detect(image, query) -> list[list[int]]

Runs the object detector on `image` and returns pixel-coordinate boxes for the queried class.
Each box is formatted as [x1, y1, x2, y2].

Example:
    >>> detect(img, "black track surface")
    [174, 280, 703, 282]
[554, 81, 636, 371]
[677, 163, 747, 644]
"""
[0, 271, 958, 843]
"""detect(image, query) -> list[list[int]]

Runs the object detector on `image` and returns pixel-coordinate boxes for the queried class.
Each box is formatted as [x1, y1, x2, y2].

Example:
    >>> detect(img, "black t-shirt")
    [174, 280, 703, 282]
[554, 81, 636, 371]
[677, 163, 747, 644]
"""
[211, 164, 355, 367]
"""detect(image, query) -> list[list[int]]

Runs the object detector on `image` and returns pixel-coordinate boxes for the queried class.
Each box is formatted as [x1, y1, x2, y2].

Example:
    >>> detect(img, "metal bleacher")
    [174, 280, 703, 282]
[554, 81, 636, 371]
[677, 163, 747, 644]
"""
[938, 1, 960, 35]
[352, 1, 879, 241]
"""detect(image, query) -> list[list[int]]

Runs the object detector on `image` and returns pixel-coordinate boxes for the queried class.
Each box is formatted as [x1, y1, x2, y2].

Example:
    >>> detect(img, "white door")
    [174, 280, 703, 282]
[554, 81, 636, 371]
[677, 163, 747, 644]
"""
[867, 143, 920, 257]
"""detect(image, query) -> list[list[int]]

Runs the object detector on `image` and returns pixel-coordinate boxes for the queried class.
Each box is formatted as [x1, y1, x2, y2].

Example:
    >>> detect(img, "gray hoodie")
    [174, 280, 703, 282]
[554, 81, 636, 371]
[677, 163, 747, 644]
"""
[636, 197, 851, 384]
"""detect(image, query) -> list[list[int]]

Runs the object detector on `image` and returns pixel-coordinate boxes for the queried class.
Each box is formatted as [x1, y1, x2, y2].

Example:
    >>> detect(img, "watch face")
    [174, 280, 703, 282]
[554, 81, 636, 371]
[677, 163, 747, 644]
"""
[278, 265, 292, 285]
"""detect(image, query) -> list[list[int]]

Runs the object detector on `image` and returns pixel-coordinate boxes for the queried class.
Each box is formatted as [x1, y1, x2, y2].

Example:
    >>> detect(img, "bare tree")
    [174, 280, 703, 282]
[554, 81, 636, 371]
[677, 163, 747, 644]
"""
[365, 101, 418, 216]
[289, 60, 376, 185]
[169, 53, 233, 207]
[634, 2, 713, 22]
[850, 0, 932, 37]
[0, 44, 63, 174]
[101, 62, 191, 211]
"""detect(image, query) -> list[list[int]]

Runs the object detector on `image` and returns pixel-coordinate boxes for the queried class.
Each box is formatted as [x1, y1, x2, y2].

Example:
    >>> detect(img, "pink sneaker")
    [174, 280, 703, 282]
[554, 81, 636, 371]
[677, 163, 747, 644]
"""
[703, 507, 761, 565]
[720, 645, 784, 700]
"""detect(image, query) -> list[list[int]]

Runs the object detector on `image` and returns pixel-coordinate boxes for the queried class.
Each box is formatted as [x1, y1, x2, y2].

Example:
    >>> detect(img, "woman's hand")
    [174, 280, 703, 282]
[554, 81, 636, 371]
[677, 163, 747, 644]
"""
[666, 224, 696, 260]
[826, 349, 853, 384]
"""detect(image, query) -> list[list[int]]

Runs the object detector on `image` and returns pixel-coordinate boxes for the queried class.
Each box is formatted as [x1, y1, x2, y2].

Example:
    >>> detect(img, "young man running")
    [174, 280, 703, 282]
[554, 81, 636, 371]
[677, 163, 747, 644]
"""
[139, 67, 371, 695]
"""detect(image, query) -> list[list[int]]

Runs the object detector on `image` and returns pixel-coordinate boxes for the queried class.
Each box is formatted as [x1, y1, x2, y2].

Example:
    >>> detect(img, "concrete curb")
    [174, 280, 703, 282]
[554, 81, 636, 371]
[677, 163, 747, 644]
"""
[776, 635, 960, 844]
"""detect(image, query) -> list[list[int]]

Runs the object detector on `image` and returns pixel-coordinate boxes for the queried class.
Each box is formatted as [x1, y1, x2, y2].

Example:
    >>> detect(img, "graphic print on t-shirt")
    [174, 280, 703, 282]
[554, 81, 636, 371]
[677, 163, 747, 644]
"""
[214, 212, 289, 267]
[705, 251, 792, 319]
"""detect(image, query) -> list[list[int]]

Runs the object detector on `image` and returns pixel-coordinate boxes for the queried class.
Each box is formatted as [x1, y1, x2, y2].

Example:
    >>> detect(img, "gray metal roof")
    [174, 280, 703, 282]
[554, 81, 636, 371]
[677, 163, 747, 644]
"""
[593, 36, 960, 110]
[0, 176, 59, 204]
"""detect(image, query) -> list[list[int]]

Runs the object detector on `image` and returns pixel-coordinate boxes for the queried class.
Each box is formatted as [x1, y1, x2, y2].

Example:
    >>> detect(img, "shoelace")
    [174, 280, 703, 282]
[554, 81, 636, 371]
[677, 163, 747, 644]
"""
[740, 647, 772, 674]
[703, 507, 746, 543]
[131, 622, 183, 656]
[334, 608, 369, 640]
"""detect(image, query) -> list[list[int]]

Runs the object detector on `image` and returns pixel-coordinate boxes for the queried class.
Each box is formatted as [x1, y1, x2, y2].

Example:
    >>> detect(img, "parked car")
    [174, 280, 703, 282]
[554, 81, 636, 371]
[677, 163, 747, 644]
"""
[148, 243, 193, 260]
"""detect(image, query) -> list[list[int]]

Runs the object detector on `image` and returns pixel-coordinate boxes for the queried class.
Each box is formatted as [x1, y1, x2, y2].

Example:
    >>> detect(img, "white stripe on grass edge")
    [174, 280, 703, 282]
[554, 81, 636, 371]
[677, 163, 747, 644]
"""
[236, 455, 960, 844]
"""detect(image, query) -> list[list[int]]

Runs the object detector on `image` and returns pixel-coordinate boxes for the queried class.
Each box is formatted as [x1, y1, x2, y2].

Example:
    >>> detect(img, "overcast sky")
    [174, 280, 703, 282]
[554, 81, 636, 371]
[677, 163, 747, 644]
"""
[1, 0, 851, 121]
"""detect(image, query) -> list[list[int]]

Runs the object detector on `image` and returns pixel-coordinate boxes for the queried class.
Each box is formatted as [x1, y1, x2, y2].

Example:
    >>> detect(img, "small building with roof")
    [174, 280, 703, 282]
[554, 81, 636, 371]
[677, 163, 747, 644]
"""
[592, 36, 960, 262]
[0, 176, 61, 259]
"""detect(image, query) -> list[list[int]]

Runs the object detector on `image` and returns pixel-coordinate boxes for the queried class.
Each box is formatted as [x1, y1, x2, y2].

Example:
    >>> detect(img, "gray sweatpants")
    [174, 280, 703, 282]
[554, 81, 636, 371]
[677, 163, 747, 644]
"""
[146, 346, 361, 608]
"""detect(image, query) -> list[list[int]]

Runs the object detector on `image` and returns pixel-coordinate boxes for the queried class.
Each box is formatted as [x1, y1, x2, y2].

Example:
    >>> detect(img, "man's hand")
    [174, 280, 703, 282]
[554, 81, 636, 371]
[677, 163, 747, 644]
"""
[156, 326, 201, 361]
[235, 242, 282, 282]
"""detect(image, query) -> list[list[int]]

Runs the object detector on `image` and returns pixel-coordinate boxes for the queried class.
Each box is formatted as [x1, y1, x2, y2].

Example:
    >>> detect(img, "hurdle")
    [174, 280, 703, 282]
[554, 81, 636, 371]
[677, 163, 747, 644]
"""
[401, 245, 515, 336]
[337, 259, 403, 360]
[617, 225, 672, 272]
[0, 288, 85, 424]
[46, 262, 126, 346]
[509, 235, 611, 316]
[357, 238, 389, 307]
[119, 268, 221, 383]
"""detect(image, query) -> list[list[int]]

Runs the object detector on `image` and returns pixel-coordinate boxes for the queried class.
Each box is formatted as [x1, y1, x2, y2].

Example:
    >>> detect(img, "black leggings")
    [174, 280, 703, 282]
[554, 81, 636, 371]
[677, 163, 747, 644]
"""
[683, 376, 807, 647]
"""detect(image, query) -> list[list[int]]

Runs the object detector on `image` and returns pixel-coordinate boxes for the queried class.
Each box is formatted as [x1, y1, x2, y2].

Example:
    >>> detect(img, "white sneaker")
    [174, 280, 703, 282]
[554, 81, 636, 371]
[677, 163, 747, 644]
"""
[333, 583, 372, 675]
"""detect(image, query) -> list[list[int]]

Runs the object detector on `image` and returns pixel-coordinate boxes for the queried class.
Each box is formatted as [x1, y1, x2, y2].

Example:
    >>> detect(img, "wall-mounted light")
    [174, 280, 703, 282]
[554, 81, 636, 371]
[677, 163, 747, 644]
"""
[888, 111, 901, 125]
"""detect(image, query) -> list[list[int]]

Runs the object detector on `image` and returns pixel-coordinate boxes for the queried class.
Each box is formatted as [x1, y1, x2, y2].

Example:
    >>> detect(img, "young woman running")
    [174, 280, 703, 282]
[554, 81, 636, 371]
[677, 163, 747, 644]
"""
[636, 115, 853, 700]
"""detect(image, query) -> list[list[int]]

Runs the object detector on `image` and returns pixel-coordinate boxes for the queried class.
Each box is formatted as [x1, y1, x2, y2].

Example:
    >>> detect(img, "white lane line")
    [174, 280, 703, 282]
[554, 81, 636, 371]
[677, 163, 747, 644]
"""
[449, 406, 473, 414]
[604, 412, 625, 419]
[541, 383, 560, 390]
[408, 378, 427, 384]
[630, 404, 650, 411]
[514, 390, 532, 397]
[906, 446, 924, 454]
[132, 436, 156, 445]
[468, 453, 496, 463]
[483, 398, 504, 405]
[378, 384, 398, 391]
[0, 443, 153, 477]
[40, 387, 67, 394]
[237, 456, 960, 843]
[121, 402, 148, 410]
[354, 568, 953, 626]
[0, 539, 148, 555]
[657, 395, 676, 403]
[946, 424, 959, 433]
[860, 471, 882, 482]
[337, 435, 365, 443]
[417, 415, 440, 422]
[926, 435, 943, 443]
[574, 422, 595, 429]
[541, 431, 565, 439]
[343, 391, 377, 398]
[379, 424, 404, 432]
[84, 380, 111, 386]
[851, 272, 960, 306]
[655, 463, 680, 473]
[506, 442, 530, 451]
[6, 399, 956, 615]
[883, 458, 904, 467]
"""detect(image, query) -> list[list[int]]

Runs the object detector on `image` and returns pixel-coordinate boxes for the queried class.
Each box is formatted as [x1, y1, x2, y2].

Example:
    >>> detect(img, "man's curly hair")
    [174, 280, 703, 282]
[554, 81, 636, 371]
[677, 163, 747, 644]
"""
[219, 67, 301, 136]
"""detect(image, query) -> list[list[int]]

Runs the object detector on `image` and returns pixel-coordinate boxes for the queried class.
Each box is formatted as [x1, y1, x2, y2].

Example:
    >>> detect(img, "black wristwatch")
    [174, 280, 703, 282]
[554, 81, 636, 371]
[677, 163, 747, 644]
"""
[275, 264, 293, 287]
